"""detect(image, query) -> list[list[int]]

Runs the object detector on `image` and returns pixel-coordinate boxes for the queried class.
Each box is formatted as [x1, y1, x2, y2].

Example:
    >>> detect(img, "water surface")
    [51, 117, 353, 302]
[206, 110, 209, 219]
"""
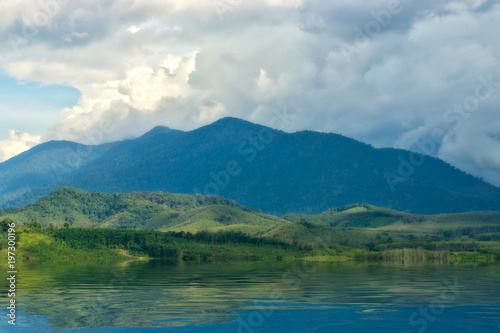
[1, 261, 500, 332]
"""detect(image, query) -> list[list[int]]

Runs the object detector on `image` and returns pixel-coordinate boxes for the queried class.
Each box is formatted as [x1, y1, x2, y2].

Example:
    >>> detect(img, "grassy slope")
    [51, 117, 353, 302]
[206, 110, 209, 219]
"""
[264, 220, 378, 248]
[275, 204, 500, 261]
[2, 188, 286, 235]
[161, 205, 285, 235]
[284, 203, 500, 232]
[1, 189, 500, 264]
[5, 190, 499, 236]
[378, 211, 500, 234]
[284, 203, 409, 228]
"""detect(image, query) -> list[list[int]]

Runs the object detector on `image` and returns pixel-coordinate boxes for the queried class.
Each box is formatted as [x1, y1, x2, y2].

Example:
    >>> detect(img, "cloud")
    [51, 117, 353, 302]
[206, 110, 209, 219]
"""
[0, 130, 41, 162]
[0, 0, 499, 186]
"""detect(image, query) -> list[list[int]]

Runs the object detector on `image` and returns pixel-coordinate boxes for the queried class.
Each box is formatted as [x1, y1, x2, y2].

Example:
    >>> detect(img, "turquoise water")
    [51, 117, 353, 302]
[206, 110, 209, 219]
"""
[1, 261, 500, 332]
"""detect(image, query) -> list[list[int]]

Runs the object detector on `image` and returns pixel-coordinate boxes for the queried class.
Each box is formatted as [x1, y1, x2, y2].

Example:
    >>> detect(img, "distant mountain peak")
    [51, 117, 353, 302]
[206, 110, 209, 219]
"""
[196, 117, 277, 137]
[213, 116, 248, 123]
[151, 125, 171, 131]
[210, 117, 266, 128]
[139, 125, 183, 140]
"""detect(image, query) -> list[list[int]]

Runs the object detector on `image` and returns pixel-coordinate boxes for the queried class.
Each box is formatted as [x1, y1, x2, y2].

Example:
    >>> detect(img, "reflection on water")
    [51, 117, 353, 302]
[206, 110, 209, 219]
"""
[1, 261, 500, 332]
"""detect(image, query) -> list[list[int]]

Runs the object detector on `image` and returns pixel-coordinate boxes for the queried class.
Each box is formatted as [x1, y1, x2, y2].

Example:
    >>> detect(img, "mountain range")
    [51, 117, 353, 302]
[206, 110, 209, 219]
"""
[1, 117, 499, 214]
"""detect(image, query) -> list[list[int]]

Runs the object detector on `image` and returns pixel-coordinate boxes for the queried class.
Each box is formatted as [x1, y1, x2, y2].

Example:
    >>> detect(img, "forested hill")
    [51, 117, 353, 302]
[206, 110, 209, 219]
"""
[0, 187, 287, 235]
[2, 188, 500, 236]
[1, 117, 499, 214]
[2, 188, 500, 264]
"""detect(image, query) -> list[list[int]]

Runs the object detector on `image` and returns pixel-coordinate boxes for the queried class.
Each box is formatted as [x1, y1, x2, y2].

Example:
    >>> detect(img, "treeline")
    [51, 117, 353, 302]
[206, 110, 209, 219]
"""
[170, 230, 310, 248]
[327, 203, 372, 213]
[24, 227, 310, 249]
[3, 215, 499, 264]
[13, 227, 312, 262]
[0, 208, 19, 216]
[440, 226, 500, 238]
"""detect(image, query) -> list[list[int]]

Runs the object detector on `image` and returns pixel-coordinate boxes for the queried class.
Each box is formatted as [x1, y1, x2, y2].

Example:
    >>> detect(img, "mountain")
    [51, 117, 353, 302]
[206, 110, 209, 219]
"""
[0, 141, 119, 207]
[0, 117, 499, 214]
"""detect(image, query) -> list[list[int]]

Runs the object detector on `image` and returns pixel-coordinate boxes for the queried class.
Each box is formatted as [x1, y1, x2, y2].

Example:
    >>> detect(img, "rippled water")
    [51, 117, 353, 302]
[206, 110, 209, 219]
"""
[1, 261, 500, 332]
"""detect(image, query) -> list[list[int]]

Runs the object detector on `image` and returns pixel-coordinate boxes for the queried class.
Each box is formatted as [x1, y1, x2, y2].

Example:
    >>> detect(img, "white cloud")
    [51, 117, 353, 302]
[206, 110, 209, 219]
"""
[196, 102, 227, 123]
[0, 0, 499, 186]
[128, 25, 141, 34]
[0, 130, 41, 162]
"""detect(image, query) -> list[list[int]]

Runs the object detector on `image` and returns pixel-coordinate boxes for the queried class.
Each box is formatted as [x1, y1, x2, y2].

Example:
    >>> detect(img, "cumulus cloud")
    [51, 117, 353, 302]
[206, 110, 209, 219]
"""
[0, 130, 41, 162]
[0, 0, 499, 186]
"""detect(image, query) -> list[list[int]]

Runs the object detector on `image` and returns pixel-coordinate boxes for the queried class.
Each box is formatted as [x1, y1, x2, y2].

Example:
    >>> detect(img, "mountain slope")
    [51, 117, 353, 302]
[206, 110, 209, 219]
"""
[1, 187, 286, 234]
[0, 141, 119, 207]
[283, 203, 500, 236]
[1, 117, 499, 214]
[284, 203, 409, 228]
[0, 126, 182, 208]
[3, 189, 499, 254]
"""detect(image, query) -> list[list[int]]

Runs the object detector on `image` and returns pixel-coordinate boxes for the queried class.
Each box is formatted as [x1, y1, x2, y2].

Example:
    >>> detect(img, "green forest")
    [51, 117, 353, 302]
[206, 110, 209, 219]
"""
[1, 188, 500, 264]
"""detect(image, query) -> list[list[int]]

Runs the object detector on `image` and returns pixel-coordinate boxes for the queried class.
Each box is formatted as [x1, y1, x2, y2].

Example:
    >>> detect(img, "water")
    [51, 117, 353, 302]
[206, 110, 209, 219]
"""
[1, 261, 500, 332]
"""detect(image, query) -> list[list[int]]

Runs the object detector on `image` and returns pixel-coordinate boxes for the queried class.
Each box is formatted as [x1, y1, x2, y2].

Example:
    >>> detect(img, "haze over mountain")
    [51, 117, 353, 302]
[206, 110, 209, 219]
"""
[0, 117, 499, 214]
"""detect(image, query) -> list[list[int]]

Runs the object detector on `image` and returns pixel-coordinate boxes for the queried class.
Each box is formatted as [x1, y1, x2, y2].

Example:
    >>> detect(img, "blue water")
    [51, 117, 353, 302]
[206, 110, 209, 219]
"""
[1, 262, 499, 332]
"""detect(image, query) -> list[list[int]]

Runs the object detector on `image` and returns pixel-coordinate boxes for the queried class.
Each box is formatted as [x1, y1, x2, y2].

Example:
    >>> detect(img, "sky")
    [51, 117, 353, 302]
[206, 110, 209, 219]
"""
[0, 0, 499, 186]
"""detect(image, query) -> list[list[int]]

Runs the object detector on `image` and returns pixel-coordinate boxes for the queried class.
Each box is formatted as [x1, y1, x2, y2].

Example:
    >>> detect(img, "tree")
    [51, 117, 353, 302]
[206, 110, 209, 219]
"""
[1, 219, 12, 232]
[64, 222, 70, 229]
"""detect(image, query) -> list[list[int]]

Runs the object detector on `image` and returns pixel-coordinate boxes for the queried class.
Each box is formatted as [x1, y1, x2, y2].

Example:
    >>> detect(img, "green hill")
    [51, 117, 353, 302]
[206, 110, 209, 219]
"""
[3, 189, 500, 240]
[283, 203, 500, 233]
[264, 219, 378, 249]
[1, 188, 287, 235]
[283, 203, 408, 228]
[1, 188, 500, 264]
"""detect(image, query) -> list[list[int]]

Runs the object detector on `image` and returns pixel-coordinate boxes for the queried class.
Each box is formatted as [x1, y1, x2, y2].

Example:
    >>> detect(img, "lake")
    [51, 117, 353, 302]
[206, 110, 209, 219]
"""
[1, 261, 500, 332]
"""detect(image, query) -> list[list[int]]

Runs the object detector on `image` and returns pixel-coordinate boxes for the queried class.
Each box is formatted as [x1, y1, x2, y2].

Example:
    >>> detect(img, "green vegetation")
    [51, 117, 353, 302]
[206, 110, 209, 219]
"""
[285, 203, 500, 234]
[1, 189, 499, 264]
[0, 223, 311, 264]
[1, 187, 285, 234]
